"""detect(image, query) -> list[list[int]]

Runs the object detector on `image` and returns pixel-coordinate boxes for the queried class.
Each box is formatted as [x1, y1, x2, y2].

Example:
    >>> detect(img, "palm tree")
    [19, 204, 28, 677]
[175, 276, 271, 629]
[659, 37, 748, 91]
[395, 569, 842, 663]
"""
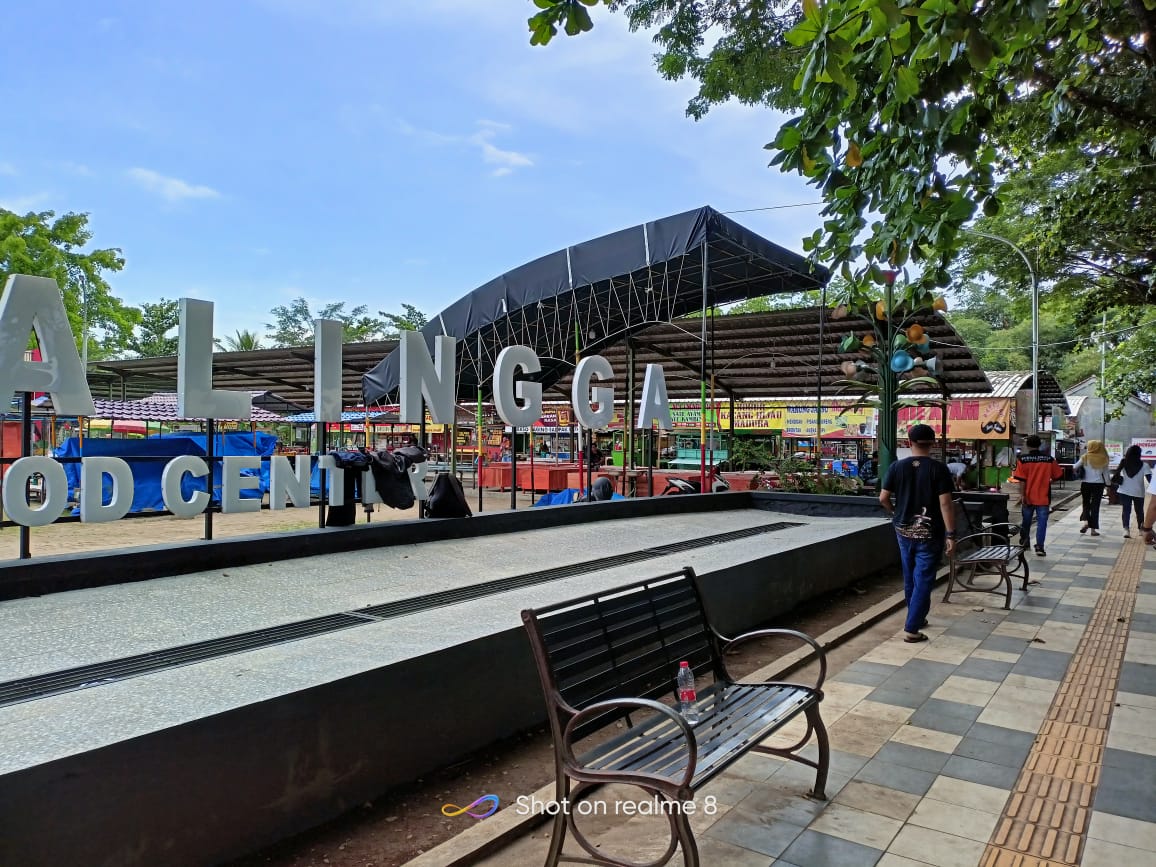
[215, 329, 264, 352]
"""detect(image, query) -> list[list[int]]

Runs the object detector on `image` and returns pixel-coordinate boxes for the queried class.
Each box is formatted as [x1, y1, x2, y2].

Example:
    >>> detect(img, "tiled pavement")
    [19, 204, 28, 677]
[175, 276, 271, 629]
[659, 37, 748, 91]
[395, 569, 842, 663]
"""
[473, 505, 1156, 867]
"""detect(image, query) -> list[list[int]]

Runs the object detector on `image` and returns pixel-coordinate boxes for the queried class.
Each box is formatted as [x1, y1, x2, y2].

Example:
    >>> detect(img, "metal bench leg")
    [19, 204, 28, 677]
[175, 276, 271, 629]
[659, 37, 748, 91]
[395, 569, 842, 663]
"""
[674, 808, 700, 867]
[543, 774, 570, 867]
[1000, 564, 1012, 610]
[1019, 554, 1031, 592]
[807, 703, 830, 800]
[943, 561, 956, 604]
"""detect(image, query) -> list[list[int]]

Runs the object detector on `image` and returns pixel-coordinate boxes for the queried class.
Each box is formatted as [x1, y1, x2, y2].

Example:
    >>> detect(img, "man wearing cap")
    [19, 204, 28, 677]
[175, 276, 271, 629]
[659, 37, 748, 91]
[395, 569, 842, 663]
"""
[879, 424, 957, 642]
[1011, 434, 1064, 556]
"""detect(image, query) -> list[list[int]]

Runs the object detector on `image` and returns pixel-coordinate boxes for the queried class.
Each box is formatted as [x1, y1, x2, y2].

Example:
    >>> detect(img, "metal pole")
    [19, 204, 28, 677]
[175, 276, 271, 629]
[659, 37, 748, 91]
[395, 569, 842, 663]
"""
[477, 330, 485, 512]
[318, 421, 327, 528]
[19, 393, 32, 559]
[510, 425, 518, 509]
[967, 230, 1039, 431]
[1100, 312, 1107, 442]
[626, 340, 635, 473]
[699, 241, 708, 493]
[205, 418, 215, 540]
[816, 289, 826, 472]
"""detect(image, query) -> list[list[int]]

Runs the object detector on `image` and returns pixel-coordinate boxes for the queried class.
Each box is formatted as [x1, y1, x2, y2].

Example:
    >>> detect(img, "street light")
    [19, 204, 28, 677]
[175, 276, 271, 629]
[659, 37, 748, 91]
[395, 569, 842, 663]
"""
[965, 230, 1039, 432]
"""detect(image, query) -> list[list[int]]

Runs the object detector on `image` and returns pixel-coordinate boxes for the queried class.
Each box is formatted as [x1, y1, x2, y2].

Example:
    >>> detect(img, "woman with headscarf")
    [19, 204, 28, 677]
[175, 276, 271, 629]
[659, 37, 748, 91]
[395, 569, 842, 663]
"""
[1074, 440, 1113, 536]
[1112, 444, 1152, 538]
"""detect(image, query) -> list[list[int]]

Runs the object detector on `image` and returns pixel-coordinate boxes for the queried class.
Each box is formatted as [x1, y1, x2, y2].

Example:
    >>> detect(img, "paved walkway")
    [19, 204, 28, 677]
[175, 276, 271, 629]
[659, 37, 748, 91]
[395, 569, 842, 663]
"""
[475, 504, 1156, 867]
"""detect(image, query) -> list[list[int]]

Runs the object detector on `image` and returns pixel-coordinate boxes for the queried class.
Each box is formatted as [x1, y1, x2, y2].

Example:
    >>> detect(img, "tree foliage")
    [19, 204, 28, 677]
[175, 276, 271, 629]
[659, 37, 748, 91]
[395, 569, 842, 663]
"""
[0, 208, 136, 359]
[128, 299, 180, 358]
[529, 0, 1156, 407]
[215, 329, 264, 352]
[265, 297, 389, 346]
[379, 303, 429, 335]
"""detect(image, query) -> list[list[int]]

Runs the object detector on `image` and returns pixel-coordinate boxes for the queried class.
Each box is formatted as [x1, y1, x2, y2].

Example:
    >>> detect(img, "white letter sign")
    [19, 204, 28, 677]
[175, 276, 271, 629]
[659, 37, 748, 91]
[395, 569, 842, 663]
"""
[572, 355, 615, 430]
[2, 457, 69, 527]
[493, 345, 543, 427]
[79, 457, 134, 523]
[177, 298, 251, 420]
[637, 364, 673, 431]
[398, 331, 456, 424]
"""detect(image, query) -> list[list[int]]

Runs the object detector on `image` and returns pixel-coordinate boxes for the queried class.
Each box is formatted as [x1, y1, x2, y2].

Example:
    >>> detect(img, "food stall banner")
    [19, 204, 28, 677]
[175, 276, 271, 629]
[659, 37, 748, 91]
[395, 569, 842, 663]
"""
[783, 404, 876, 438]
[896, 398, 1011, 439]
[719, 402, 786, 431]
[1132, 438, 1156, 459]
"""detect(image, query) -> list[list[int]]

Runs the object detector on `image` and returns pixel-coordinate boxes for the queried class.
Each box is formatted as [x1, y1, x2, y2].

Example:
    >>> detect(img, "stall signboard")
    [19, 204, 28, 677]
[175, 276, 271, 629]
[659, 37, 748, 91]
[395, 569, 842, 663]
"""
[897, 398, 1011, 439]
[1131, 438, 1156, 459]
[1106, 441, 1125, 462]
[719, 402, 786, 431]
[783, 404, 876, 438]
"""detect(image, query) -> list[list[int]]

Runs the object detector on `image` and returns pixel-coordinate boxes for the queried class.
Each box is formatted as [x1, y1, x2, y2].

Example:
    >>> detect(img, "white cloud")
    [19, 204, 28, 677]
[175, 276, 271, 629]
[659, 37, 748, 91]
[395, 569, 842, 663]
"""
[0, 192, 51, 212]
[126, 167, 221, 202]
[398, 119, 533, 177]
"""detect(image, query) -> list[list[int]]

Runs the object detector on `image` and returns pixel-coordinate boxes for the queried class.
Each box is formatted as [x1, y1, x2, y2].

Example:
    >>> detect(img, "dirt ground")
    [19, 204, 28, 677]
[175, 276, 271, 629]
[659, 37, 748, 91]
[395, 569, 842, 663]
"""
[227, 566, 905, 867]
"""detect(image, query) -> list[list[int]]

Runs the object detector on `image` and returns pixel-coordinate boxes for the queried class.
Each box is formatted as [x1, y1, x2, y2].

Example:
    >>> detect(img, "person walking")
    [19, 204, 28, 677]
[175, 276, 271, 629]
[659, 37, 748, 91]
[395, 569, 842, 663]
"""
[1113, 445, 1152, 538]
[1142, 471, 1156, 548]
[1074, 440, 1113, 536]
[1011, 433, 1064, 556]
[879, 424, 956, 643]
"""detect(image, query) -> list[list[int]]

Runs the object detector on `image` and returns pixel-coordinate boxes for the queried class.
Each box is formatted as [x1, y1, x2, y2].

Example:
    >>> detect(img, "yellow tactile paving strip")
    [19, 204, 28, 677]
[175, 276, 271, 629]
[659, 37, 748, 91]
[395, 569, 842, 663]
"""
[979, 543, 1145, 867]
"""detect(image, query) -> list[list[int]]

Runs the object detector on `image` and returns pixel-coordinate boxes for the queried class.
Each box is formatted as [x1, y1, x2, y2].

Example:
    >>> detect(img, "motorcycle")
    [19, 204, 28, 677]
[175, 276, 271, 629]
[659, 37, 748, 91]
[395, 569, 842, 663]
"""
[661, 466, 731, 495]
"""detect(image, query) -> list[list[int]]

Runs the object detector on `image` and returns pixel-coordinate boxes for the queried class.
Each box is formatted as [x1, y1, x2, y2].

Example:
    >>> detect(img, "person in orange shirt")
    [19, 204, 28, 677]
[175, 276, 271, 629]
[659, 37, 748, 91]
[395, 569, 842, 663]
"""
[1011, 434, 1064, 556]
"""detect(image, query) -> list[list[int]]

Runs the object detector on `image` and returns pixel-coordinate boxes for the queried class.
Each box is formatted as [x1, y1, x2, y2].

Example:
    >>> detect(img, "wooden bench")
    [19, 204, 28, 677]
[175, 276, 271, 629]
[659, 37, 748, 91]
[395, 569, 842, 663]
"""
[521, 567, 829, 867]
[943, 521, 1030, 610]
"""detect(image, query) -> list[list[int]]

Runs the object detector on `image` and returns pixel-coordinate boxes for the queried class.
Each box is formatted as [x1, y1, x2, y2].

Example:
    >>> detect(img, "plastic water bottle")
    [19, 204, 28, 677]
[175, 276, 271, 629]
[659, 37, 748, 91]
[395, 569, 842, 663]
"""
[677, 661, 700, 725]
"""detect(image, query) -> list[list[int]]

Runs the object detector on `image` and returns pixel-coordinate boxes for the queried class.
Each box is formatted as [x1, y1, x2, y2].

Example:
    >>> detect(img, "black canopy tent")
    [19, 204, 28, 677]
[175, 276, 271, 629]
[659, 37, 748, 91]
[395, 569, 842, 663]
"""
[361, 206, 828, 404]
[361, 206, 828, 503]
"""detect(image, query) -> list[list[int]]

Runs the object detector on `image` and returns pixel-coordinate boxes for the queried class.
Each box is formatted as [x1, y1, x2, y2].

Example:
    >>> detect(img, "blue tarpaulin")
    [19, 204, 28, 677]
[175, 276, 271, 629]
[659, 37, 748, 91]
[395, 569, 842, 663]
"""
[54, 432, 278, 513]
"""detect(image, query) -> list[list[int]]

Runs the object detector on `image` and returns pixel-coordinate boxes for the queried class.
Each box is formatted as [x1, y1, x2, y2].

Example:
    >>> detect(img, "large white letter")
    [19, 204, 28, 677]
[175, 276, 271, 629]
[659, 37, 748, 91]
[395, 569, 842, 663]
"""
[2, 456, 68, 527]
[493, 345, 543, 427]
[161, 455, 211, 518]
[572, 355, 615, 430]
[314, 319, 343, 423]
[398, 331, 456, 424]
[177, 298, 251, 419]
[221, 456, 261, 513]
[79, 457, 134, 523]
[637, 364, 673, 431]
[316, 454, 346, 506]
[0, 275, 95, 416]
[269, 455, 311, 509]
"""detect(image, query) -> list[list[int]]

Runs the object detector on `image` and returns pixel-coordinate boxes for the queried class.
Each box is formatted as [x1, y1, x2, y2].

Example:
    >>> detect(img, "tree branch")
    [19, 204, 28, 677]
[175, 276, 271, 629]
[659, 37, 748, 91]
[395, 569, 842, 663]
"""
[1127, 0, 1156, 67]
[1032, 66, 1156, 131]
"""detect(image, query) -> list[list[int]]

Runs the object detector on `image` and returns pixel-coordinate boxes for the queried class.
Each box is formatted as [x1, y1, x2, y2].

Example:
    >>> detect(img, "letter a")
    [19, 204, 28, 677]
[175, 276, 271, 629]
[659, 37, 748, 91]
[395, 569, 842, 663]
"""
[0, 275, 96, 415]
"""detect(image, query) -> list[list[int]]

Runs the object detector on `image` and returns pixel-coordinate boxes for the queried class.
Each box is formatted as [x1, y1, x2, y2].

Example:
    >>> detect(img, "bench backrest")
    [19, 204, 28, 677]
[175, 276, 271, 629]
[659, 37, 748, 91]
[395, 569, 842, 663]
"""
[521, 568, 723, 736]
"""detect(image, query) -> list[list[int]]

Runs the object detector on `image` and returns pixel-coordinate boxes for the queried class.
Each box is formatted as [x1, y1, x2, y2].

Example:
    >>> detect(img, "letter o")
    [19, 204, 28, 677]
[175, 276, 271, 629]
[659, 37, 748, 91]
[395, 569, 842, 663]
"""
[161, 455, 211, 518]
[2, 456, 68, 527]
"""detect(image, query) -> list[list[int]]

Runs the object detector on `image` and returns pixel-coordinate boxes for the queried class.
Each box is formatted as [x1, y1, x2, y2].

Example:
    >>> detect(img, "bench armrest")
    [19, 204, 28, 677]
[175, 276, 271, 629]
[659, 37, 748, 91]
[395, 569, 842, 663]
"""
[952, 522, 1024, 557]
[562, 698, 698, 789]
[717, 628, 826, 692]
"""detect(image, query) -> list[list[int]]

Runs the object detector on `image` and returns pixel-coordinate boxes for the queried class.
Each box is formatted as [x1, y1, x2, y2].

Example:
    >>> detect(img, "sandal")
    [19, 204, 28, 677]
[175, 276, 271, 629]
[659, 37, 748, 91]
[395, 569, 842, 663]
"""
[903, 632, 929, 643]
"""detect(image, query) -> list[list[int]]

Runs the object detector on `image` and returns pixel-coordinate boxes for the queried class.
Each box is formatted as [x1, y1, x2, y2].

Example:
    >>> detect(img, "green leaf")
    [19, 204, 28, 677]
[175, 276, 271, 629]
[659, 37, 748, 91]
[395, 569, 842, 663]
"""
[802, 0, 821, 23]
[966, 29, 994, 71]
[785, 18, 822, 47]
[895, 66, 920, 103]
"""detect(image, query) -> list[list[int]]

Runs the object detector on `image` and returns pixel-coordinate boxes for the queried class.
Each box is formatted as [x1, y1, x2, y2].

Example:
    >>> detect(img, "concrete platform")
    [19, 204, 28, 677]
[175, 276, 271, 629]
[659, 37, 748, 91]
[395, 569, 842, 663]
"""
[0, 493, 896, 866]
[457, 502, 1156, 867]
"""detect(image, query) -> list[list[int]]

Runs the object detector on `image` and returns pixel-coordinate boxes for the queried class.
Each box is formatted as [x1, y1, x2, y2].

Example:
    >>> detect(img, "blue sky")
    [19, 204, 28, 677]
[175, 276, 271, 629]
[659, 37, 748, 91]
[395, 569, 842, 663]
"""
[0, 0, 820, 339]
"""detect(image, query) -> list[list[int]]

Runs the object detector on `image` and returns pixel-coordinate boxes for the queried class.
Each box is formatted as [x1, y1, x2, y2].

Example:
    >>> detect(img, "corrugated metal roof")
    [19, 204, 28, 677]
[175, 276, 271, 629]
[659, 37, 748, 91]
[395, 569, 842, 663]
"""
[89, 399, 286, 423]
[1066, 395, 1088, 416]
[955, 370, 1068, 413]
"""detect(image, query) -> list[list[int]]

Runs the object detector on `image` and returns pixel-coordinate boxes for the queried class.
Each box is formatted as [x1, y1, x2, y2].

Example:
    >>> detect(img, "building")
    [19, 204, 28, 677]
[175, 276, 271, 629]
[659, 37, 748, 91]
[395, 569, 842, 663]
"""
[1064, 377, 1156, 455]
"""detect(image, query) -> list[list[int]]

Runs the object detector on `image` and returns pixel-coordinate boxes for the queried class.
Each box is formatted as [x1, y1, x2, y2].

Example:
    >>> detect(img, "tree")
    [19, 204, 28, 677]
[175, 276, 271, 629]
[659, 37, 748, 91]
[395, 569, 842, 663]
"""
[265, 297, 389, 346]
[379, 303, 428, 336]
[215, 329, 264, 352]
[128, 299, 180, 357]
[528, 1, 1156, 404]
[0, 208, 136, 359]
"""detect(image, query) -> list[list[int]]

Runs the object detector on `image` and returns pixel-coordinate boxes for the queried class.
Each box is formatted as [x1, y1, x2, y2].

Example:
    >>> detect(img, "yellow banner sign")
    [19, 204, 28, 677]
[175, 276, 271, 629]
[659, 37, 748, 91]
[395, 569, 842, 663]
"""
[897, 398, 1011, 439]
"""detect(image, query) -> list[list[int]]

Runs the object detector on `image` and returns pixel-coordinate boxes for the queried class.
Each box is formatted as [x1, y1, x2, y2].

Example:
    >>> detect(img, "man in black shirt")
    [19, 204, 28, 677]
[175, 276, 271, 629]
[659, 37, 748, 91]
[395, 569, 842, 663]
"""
[879, 424, 957, 642]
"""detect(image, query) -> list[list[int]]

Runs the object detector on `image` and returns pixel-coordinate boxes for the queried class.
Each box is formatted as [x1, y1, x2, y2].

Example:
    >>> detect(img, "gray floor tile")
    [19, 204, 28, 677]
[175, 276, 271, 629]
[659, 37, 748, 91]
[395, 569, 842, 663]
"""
[1102, 748, 1156, 774]
[941, 755, 1021, 789]
[1118, 662, 1156, 696]
[779, 829, 883, 867]
[1068, 577, 1106, 589]
[864, 687, 929, 710]
[944, 619, 999, 640]
[1094, 774, 1156, 824]
[1049, 604, 1093, 624]
[980, 634, 1034, 654]
[732, 784, 828, 829]
[966, 722, 1038, 752]
[855, 756, 936, 796]
[954, 658, 1016, 683]
[1011, 648, 1073, 679]
[874, 741, 951, 774]
[907, 703, 982, 736]
[835, 661, 900, 688]
[953, 735, 1032, 769]
[706, 811, 806, 857]
[1004, 610, 1051, 626]
[797, 746, 869, 778]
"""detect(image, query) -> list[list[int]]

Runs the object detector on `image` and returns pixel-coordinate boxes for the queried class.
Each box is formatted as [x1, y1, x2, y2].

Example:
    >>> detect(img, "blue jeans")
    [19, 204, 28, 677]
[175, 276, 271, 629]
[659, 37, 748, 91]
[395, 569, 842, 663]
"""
[1020, 504, 1049, 547]
[896, 534, 941, 634]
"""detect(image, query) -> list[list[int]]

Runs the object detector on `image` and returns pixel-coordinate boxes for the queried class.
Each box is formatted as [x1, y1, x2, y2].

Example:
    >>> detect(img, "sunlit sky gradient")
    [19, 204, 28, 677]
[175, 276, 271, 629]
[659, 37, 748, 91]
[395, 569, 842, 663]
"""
[0, 0, 820, 338]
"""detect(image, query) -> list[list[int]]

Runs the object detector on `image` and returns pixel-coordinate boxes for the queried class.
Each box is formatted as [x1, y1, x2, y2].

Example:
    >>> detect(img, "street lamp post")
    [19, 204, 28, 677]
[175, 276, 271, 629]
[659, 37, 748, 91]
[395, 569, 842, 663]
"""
[965, 230, 1039, 432]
